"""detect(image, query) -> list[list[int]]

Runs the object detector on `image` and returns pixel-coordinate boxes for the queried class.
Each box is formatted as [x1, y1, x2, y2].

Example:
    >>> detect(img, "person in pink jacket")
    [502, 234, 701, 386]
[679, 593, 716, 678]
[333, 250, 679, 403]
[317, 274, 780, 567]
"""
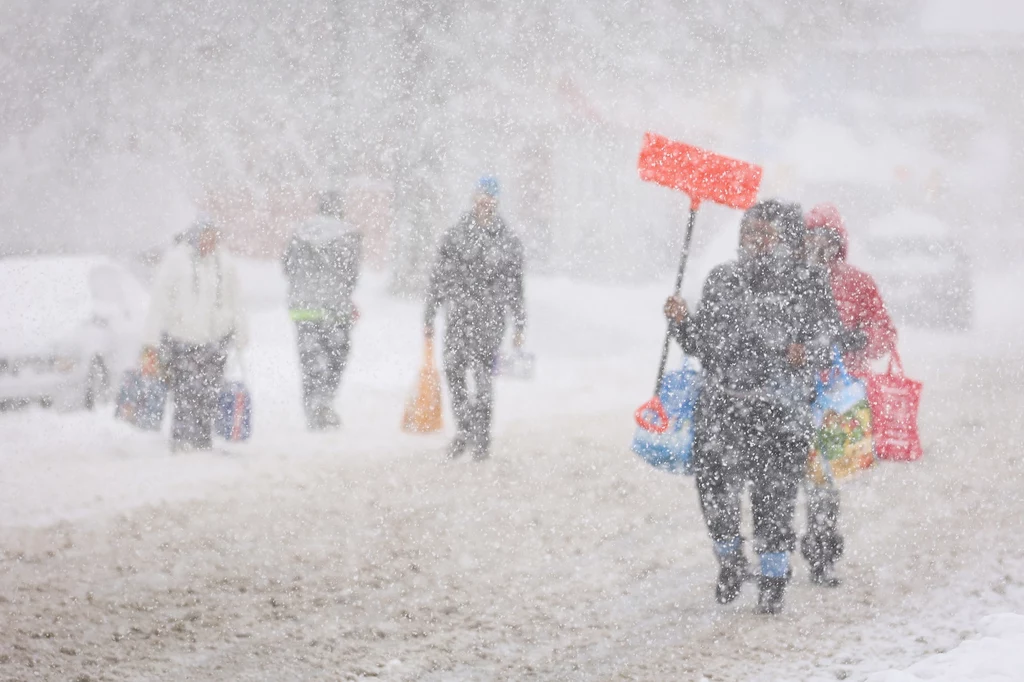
[805, 203, 897, 376]
[801, 203, 897, 586]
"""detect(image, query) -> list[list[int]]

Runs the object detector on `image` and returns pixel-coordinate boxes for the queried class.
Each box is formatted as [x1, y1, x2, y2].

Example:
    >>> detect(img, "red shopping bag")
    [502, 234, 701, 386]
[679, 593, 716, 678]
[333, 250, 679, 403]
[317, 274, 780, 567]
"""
[864, 349, 922, 462]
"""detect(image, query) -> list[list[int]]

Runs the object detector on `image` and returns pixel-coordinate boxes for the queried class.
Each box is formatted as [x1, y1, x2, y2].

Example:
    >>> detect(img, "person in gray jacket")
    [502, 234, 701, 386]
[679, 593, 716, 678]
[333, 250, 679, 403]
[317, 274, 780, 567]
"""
[424, 176, 526, 461]
[664, 199, 843, 614]
[283, 190, 363, 430]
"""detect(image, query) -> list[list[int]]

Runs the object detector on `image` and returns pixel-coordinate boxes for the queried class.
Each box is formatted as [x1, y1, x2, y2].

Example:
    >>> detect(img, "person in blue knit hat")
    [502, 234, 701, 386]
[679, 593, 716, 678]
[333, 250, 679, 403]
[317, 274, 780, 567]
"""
[424, 175, 526, 461]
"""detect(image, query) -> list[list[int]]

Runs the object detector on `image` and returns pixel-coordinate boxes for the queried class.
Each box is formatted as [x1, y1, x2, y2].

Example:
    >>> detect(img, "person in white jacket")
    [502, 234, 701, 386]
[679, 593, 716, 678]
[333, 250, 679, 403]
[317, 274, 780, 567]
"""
[142, 216, 247, 452]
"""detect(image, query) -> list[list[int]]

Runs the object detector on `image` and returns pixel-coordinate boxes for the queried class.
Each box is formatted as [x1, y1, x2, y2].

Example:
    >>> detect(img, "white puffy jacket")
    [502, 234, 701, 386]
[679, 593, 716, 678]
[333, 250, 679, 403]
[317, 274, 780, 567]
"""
[143, 243, 248, 349]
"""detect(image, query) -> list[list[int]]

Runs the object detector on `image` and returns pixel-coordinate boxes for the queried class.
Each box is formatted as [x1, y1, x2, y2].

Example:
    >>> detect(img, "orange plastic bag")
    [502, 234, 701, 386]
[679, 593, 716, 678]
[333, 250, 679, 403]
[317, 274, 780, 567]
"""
[402, 339, 444, 433]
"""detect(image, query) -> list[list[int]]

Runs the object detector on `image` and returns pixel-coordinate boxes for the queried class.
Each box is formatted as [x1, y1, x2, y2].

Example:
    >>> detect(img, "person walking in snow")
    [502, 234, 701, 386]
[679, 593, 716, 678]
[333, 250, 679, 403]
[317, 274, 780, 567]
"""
[664, 199, 843, 614]
[142, 215, 248, 452]
[283, 190, 363, 430]
[799, 202, 897, 587]
[424, 176, 527, 461]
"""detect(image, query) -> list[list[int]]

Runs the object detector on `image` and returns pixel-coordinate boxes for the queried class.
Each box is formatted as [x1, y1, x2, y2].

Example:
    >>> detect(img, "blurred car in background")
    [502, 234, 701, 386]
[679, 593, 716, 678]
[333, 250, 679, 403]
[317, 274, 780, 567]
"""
[0, 256, 149, 410]
[857, 208, 973, 331]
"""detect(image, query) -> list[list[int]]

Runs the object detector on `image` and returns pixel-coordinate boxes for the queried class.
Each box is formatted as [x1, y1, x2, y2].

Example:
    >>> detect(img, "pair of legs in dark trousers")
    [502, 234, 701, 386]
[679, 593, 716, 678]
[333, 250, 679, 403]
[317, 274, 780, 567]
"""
[692, 391, 809, 612]
[803, 481, 844, 583]
[294, 319, 351, 428]
[443, 344, 494, 459]
[163, 336, 228, 451]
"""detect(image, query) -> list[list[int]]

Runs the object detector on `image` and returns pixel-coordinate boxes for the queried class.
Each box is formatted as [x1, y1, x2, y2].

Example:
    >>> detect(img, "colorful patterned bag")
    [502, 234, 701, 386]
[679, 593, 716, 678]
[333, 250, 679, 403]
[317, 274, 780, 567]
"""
[808, 350, 875, 486]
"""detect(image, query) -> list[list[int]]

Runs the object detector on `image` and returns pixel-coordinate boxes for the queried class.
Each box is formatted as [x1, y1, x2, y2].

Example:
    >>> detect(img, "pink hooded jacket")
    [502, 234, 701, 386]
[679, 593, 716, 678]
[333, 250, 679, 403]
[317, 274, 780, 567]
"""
[805, 203, 897, 375]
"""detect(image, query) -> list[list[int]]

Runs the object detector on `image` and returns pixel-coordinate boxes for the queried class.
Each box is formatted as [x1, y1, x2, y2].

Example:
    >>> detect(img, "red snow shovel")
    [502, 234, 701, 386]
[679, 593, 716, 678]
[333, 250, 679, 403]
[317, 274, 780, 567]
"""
[634, 133, 762, 432]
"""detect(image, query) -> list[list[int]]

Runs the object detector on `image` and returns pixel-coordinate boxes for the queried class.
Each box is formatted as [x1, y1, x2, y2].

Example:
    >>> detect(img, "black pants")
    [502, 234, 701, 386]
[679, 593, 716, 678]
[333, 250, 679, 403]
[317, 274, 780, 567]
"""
[443, 345, 495, 453]
[164, 336, 228, 451]
[802, 481, 844, 569]
[295, 320, 351, 415]
[692, 393, 809, 556]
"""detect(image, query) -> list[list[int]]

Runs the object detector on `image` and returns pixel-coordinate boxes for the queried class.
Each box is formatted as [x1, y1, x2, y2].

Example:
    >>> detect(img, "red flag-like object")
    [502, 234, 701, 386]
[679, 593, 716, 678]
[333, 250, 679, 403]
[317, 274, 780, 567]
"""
[637, 132, 762, 210]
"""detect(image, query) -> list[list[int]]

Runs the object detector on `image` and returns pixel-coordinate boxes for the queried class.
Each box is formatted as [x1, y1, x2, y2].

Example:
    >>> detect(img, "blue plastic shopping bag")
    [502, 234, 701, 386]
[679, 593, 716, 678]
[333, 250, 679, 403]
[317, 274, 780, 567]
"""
[631, 359, 702, 475]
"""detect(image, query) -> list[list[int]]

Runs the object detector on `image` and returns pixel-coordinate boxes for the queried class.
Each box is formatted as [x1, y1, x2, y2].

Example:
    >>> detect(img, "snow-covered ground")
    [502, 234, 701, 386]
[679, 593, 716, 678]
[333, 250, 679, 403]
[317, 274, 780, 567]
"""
[1, 260, 1023, 680]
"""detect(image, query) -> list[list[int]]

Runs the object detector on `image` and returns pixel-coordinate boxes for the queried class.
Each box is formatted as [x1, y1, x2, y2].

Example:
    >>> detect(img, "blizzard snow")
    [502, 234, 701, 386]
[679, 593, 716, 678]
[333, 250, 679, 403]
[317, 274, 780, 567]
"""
[2, 261, 1023, 679]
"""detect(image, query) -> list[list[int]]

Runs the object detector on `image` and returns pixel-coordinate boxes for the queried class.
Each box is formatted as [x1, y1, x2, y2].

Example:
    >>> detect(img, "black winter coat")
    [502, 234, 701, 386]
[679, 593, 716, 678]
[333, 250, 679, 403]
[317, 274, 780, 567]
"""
[424, 213, 526, 358]
[673, 254, 843, 430]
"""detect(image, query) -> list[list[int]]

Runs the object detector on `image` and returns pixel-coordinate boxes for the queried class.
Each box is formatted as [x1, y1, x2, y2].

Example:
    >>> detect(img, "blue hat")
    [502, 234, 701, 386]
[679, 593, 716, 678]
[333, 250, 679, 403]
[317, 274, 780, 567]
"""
[477, 175, 500, 198]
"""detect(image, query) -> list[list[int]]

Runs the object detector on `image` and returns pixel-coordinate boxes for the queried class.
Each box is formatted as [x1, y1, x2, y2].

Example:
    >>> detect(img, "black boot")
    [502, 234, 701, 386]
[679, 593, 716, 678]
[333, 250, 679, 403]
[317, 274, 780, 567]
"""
[810, 562, 841, 588]
[446, 432, 470, 460]
[471, 431, 491, 462]
[802, 534, 844, 588]
[714, 546, 749, 605]
[756, 576, 788, 615]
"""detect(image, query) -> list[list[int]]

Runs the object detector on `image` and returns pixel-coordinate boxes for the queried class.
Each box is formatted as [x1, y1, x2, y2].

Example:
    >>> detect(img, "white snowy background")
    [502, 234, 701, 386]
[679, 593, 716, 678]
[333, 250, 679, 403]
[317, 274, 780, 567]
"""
[2, 0, 1024, 679]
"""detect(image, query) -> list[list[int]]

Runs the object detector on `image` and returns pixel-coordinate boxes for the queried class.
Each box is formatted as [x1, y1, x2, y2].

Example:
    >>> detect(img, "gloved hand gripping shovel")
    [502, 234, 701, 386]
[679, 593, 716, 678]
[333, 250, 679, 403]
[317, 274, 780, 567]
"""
[634, 133, 763, 432]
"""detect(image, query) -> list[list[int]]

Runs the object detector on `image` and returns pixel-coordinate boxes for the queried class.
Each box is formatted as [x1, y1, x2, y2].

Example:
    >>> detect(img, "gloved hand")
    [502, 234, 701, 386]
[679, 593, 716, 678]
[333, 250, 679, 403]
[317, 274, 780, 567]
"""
[664, 295, 688, 324]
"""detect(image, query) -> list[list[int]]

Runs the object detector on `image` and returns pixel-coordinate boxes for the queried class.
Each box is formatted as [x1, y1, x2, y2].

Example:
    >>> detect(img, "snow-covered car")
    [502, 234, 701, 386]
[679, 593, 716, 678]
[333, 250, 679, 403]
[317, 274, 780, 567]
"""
[857, 209, 973, 331]
[0, 256, 149, 410]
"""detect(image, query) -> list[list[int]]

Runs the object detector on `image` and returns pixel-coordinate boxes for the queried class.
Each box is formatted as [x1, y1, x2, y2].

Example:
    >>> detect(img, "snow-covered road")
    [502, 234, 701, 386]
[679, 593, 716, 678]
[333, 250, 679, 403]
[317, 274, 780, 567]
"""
[1, 266, 1023, 680]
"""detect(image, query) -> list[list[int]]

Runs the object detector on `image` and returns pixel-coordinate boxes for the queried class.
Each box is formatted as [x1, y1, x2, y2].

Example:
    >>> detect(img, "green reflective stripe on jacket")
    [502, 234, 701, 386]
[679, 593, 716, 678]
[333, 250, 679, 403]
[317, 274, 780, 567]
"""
[289, 309, 327, 322]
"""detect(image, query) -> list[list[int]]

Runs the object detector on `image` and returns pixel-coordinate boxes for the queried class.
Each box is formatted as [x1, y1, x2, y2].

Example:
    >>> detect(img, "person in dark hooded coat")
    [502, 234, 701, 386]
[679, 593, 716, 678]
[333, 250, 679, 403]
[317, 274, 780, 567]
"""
[424, 176, 527, 461]
[664, 199, 843, 614]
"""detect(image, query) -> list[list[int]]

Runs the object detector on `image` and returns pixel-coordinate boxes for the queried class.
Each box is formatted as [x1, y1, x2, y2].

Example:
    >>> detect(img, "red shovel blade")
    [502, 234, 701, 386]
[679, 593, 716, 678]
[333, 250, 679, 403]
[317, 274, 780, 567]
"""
[635, 395, 670, 434]
[638, 132, 762, 210]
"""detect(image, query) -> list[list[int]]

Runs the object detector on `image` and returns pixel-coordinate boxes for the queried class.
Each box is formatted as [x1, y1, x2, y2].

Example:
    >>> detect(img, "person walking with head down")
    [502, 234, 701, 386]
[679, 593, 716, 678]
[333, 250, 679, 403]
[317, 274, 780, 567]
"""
[142, 214, 248, 452]
[283, 190, 363, 430]
[424, 176, 527, 462]
[799, 202, 897, 588]
[663, 200, 843, 614]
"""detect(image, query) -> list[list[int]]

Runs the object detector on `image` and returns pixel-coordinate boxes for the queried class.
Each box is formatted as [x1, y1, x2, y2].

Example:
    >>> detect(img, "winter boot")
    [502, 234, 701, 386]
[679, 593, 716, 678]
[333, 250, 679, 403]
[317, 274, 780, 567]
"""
[471, 434, 491, 462]
[306, 403, 341, 431]
[755, 553, 790, 615]
[801, 533, 844, 588]
[756, 576, 788, 615]
[713, 538, 748, 605]
[810, 562, 841, 588]
[320, 406, 342, 430]
[446, 432, 470, 460]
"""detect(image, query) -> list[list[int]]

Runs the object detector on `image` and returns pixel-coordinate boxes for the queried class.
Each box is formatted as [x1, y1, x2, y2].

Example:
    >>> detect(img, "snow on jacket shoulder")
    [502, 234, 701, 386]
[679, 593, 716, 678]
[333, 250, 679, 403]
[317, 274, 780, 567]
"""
[143, 244, 248, 349]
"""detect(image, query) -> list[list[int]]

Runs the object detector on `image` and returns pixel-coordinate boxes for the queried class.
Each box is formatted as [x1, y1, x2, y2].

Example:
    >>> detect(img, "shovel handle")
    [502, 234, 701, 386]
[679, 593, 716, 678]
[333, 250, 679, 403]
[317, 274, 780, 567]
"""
[653, 204, 699, 394]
